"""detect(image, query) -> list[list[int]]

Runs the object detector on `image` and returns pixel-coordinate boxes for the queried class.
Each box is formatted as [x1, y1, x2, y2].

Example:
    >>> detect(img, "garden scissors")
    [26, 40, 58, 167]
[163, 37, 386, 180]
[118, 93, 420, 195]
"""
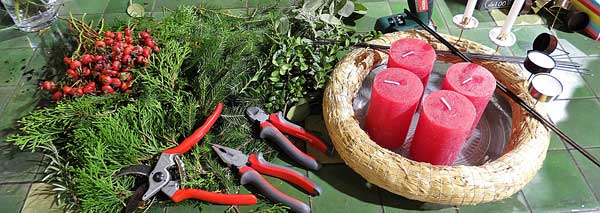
[115, 103, 257, 212]
[246, 106, 330, 171]
[212, 143, 321, 213]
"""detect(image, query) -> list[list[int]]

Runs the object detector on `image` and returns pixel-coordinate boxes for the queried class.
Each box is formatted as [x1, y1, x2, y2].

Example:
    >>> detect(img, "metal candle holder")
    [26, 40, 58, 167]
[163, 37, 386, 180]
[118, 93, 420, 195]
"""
[453, 14, 479, 41]
[528, 73, 563, 103]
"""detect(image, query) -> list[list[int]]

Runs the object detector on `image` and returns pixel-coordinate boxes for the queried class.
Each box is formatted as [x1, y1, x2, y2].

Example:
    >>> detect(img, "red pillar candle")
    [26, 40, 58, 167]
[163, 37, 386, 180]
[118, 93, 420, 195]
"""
[365, 68, 424, 150]
[441, 62, 496, 133]
[409, 90, 476, 165]
[388, 38, 436, 85]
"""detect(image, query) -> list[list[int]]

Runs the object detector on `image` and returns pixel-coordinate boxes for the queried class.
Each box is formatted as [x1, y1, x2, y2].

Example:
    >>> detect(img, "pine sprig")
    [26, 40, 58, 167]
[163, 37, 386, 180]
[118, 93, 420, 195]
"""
[8, 6, 282, 212]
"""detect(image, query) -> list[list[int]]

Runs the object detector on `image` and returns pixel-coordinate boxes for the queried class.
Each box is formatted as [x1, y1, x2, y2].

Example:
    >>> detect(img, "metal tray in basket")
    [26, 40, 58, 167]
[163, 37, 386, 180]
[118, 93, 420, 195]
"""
[352, 62, 512, 166]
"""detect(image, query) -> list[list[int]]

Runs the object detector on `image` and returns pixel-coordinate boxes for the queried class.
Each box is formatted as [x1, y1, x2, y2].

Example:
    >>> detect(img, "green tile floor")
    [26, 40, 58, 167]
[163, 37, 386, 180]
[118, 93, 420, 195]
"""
[0, 0, 599, 212]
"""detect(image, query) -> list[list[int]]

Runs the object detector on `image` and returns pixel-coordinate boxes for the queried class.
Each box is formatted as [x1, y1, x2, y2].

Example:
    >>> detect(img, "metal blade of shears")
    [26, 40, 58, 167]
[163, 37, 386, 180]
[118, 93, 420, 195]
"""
[115, 165, 152, 177]
[124, 182, 149, 213]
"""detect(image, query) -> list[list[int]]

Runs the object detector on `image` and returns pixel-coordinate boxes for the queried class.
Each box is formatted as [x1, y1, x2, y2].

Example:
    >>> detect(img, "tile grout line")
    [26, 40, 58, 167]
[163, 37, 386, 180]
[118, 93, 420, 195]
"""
[375, 186, 385, 213]
[564, 147, 600, 204]
[434, 1, 452, 35]
[518, 190, 534, 213]
[19, 182, 34, 213]
[553, 33, 600, 105]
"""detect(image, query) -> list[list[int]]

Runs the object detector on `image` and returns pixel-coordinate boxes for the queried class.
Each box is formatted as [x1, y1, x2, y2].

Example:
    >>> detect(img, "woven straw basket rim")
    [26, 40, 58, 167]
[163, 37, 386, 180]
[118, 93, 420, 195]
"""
[322, 31, 551, 205]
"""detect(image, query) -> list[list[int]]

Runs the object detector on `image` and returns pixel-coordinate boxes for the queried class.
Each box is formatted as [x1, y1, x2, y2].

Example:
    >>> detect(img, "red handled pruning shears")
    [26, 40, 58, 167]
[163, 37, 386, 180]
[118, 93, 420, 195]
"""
[212, 144, 321, 213]
[115, 103, 257, 212]
[246, 106, 331, 171]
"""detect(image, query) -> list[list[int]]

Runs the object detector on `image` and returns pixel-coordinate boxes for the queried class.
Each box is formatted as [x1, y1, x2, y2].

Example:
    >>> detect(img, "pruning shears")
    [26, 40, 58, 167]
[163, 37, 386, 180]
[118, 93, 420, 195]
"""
[115, 103, 258, 212]
[246, 106, 331, 171]
[212, 144, 321, 213]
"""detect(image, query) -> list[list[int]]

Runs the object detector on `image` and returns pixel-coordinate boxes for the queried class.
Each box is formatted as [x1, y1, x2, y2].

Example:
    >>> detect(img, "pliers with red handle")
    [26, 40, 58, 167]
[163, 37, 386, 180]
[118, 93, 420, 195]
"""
[212, 143, 321, 213]
[246, 106, 331, 171]
[115, 103, 258, 212]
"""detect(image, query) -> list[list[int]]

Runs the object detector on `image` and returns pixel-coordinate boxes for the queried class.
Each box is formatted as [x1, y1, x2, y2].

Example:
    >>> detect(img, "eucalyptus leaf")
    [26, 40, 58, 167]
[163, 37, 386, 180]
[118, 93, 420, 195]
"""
[319, 14, 341, 25]
[337, 1, 355, 17]
[126, 3, 144, 17]
[354, 3, 368, 15]
[302, 0, 324, 12]
[286, 100, 311, 123]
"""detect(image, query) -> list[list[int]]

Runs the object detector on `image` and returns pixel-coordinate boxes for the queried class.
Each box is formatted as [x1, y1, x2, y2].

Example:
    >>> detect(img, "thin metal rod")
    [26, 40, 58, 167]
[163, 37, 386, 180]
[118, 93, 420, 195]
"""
[556, 96, 600, 101]
[404, 8, 600, 168]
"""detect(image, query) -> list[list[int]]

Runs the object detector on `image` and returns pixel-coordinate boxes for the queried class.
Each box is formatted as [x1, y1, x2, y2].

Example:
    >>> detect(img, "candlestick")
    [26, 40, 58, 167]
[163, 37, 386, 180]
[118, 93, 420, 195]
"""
[524, 50, 556, 80]
[488, 0, 524, 51]
[365, 68, 424, 151]
[452, 0, 480, 41]
[528, 73, 563, 104]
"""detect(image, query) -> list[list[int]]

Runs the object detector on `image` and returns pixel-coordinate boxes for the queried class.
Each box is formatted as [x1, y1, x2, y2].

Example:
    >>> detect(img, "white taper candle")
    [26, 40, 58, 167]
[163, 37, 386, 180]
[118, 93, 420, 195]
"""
[463, 0, 478, 20]
[498, 0, 526, 39]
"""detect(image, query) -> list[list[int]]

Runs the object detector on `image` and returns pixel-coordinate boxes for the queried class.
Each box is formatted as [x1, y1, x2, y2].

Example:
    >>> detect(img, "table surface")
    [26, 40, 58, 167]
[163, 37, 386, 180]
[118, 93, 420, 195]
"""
[0, 0, 599, 212]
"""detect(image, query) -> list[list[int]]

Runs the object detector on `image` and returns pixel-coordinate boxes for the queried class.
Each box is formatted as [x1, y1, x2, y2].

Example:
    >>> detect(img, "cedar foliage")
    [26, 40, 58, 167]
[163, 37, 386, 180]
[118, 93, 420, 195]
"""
[8, 7, 286, 212]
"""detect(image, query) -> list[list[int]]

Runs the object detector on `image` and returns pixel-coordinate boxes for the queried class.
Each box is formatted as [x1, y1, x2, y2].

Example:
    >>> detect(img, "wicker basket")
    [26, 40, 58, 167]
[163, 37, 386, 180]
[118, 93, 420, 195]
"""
[322, 30, 551, 205]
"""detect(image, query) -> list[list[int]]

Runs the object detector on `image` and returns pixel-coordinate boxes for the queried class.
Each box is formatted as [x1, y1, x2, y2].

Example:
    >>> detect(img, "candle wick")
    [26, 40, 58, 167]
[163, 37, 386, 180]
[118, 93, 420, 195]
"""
[461, 77, 473, 85]
[401, 51, 415, 58]
[440, 97, 452, 111]
[383, 80, 400, 86]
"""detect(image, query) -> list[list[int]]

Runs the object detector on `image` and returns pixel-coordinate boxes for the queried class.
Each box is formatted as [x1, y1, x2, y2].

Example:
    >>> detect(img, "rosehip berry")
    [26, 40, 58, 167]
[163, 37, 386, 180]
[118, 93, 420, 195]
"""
[136, 55, 145, 64]
[74, 88, 84, 97]
[82, 86, 94, 94]
[62, 86, 74, 95]
[69, 60, 82, 70]
[115, 32, 123, 41]
[94, 63, 104, 71]
[42, 81, 57, 91]
[105, 38, 114, 45]
[140, 31, 150, 39]
[122, 55, 131, 64]
[100, 75, 112, 85]
[120, 81, 130, 91]
[94, 55, 104, 62]
[66, 69, 78, 78]
[86, 81, 96, 88]
[110, 78, 122, 88]
[125, 36, 133, 45]
[124, 28, 132, 36]
[51, 91, 63, 101]
[101, 85, 115, 94]
[105, 31, 114, 38]
[94, 40, 106, 48]
[81, 54, 92, 64]
[144, 38, 155, 48]
[112, 61, 121, 71]
[142, 48, 151, 58]
[63, 57, 72, 64]
[82, 67, 92, 76]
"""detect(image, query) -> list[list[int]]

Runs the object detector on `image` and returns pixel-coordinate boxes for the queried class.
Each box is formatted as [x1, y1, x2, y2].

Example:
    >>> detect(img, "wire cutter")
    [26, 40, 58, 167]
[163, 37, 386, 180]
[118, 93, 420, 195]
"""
[115, 103, 258, 212]
[212, 144, 321, 213]
[246, 106, 330, 171]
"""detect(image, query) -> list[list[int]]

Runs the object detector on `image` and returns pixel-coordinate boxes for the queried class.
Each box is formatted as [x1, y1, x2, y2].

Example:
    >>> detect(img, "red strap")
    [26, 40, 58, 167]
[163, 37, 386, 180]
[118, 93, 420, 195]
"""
[170, 188, 257, 204]
[268, 113, 329, 154]
[247, 154, 317, 195]
[164, 103, 223, 154]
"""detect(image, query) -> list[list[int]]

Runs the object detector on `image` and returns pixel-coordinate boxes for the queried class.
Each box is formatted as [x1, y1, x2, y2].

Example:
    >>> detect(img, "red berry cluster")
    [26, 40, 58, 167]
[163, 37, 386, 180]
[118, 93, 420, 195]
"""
[41, 28, 159, 101]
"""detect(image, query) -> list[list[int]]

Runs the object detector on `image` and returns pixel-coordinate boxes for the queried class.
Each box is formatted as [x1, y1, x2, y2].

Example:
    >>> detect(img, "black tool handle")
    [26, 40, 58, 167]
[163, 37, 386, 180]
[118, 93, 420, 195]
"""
[248, 153, 322, 196]
[239, 167, 311, 213]
[259, 122, 321, 171]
